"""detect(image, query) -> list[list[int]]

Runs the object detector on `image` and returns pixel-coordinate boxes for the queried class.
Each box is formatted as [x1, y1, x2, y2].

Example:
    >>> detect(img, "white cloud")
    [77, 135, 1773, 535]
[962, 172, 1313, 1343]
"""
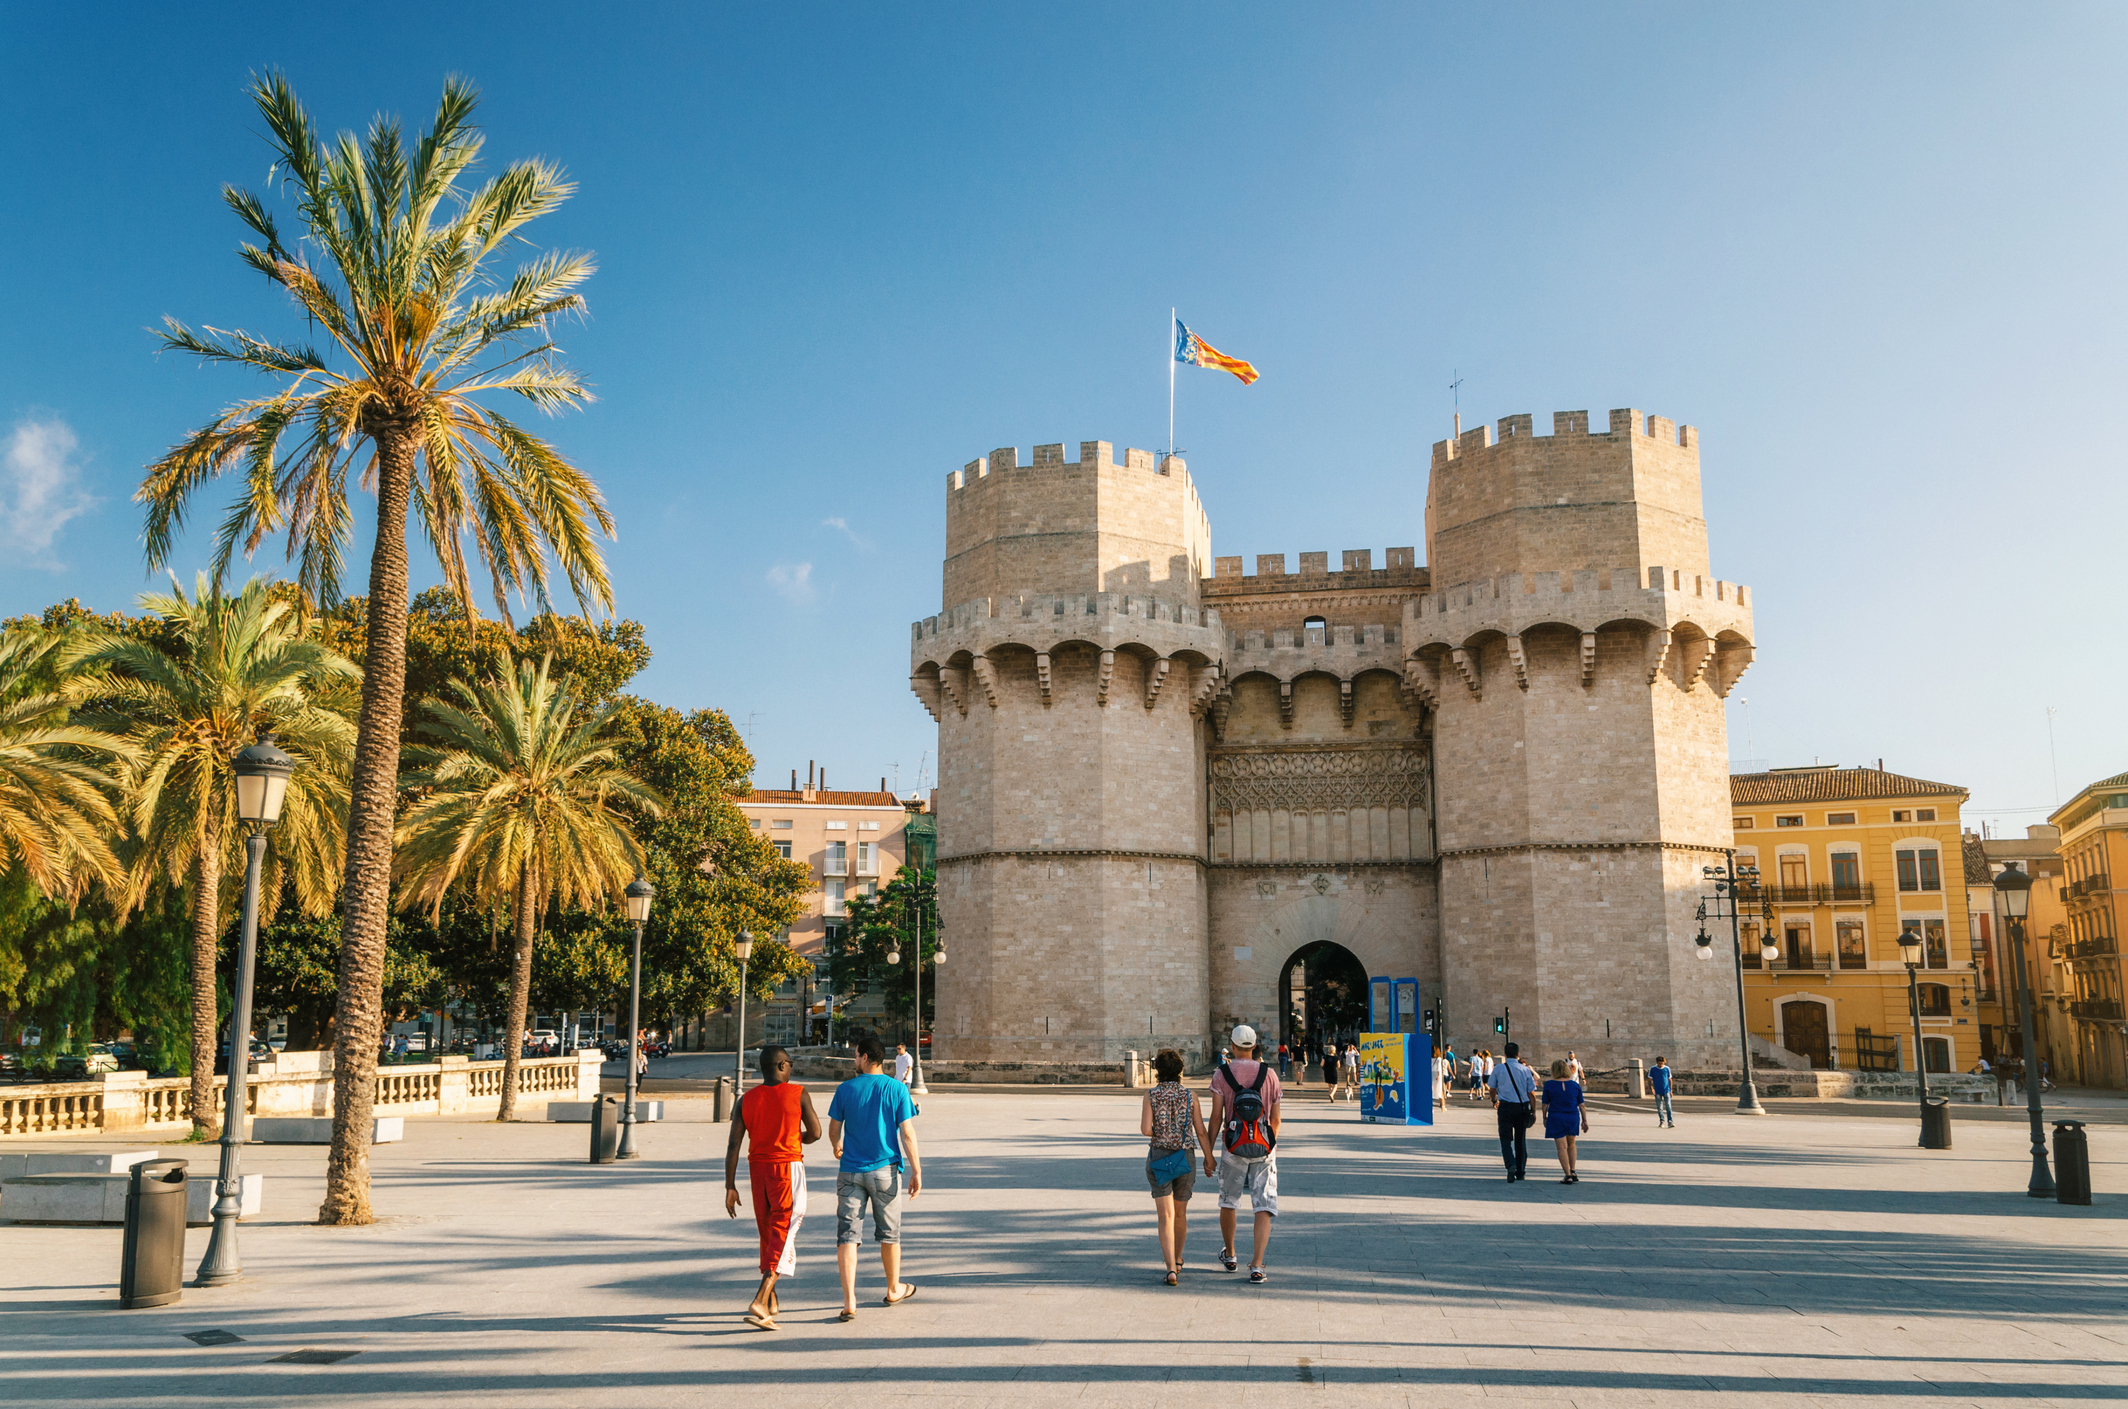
[822, 516, 867, 548]
[2, 417, 96, 566]
[766, 561, 815, 603]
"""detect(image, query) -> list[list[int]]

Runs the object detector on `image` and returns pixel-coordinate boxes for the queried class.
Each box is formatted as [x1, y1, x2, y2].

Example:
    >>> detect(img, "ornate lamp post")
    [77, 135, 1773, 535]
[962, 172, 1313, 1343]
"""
[195, 736, 293, 1287]
[886, 883, 942, 1094]
[1696, 856, 1768, 1115]
[618, 875, 653, 1159]
[732, 930, 754, 1096]
[1897, 920, 1939, 1146]
[1993, 864, 2056, 1195]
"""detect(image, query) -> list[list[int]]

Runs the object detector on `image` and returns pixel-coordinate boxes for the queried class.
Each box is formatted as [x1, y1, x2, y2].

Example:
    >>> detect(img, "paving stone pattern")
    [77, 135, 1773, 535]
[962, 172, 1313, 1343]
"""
[1, 1092, 2121, 1407]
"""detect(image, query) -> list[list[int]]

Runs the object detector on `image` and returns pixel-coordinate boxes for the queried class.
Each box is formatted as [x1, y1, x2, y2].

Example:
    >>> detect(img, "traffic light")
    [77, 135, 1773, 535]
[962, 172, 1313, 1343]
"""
[1493, 1017, 1504, 1034]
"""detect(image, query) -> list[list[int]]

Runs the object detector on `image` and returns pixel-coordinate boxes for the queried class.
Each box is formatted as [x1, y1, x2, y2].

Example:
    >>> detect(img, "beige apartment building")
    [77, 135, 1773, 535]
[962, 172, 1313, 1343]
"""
[735, 770, 916, 1046]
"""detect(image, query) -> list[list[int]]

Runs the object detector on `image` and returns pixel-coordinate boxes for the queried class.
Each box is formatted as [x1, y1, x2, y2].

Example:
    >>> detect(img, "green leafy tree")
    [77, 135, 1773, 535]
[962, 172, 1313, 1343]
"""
[0, 870, 191, 1078]
[77, 576, 356, 1135]
[606, 699, 811, 1036]
[0, 628, 132, 903]
[249, 903, 443, 1053]
[392, 658, 660, 1119]
[834, 867, 938, 1043]
[137, 74, 613, 1223]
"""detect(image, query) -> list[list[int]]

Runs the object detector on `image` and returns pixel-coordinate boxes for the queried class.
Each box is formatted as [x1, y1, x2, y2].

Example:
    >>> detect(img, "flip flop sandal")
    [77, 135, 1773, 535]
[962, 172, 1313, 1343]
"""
[744, 1312, 778, 1331]
[837, 1309, 857, 1322]
[883, 1284, 919, 1306]
[1164, 1271, 1179, 1286]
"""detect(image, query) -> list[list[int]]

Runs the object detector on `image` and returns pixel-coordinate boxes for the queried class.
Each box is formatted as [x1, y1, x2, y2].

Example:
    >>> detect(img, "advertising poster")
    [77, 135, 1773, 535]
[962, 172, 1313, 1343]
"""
[1358, 1032, 1432, 1126]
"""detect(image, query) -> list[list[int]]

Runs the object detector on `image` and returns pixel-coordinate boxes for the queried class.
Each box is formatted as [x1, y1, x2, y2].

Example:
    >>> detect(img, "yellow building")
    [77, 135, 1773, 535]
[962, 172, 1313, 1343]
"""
[1728, 766, 1986, 1074]
[2047, 771, 2128, 1087]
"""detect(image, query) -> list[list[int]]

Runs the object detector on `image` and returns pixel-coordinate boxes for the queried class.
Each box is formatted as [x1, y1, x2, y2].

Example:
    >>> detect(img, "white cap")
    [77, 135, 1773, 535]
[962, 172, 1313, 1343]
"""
[1231, 1024, 1258, 1048]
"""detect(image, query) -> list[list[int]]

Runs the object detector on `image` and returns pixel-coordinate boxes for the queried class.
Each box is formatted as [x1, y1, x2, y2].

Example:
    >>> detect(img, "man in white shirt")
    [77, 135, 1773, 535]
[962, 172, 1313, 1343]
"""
[893, 1043, 914, 1085]
[1566, 1051, 1585, 1084]
[1486, 1042, 1537, 1181]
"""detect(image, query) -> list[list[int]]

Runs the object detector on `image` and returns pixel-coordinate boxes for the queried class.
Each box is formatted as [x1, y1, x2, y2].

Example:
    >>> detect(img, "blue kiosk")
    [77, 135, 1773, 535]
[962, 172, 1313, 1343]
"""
[1358, 977, 1431, 1125]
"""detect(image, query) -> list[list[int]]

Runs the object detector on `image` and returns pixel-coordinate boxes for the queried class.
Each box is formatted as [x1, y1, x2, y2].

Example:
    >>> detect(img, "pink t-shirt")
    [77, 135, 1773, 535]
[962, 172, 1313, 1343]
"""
[1211, 1058, 1282, 1115]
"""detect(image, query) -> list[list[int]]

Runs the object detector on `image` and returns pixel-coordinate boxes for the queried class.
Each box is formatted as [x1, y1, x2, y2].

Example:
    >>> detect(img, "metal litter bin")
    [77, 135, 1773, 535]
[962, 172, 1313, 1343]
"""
[2053, 1120, 2092, 1206]
[1919, 1095, 1953, 1150]
[119, 1158, 188, 1309]
[712, 1075, 733, 1124]
[588, 1093, 621, 1164]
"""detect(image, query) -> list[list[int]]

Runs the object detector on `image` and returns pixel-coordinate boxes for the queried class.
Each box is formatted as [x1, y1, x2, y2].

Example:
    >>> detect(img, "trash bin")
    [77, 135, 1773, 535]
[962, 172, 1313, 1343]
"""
[2054, 1120, 2092, 1205]
[1919, 1095, 1953, 1150]
[119, 1158, 188, 1309]
[588, 1093, 621, 1164]
[712, 1076, 733, 1124]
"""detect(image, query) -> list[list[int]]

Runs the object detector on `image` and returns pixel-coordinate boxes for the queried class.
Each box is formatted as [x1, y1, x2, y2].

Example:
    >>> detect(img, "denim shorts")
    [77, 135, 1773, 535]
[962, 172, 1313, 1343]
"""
[836, 1165, 903, 1245]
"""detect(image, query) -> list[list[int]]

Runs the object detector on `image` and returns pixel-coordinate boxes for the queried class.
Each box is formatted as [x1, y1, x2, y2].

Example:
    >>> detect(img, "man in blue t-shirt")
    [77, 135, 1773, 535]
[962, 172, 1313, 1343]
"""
[1650, 1055, 1674, 1128]
[827, 1033, 923, 1320]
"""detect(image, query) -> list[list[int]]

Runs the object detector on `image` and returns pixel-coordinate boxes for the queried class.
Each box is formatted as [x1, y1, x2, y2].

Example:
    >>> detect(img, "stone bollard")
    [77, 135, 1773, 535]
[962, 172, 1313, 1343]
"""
[1626, 1059, 1645, 1099]
[1124, 1051, 1141, 1088]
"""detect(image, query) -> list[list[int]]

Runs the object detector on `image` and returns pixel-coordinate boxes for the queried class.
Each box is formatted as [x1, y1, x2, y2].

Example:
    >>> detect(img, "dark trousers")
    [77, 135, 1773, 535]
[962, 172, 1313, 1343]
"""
[1496, 1102, 1530, 1172]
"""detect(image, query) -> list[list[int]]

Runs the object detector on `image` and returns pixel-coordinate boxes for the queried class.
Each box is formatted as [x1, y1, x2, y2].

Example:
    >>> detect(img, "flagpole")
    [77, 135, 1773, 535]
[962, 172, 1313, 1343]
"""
[1167, 307, 1176, 459]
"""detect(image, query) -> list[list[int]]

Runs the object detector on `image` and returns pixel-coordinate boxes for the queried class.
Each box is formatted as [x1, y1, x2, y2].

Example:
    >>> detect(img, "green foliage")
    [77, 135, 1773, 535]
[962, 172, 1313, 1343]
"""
[833, 868, 938, 1031]
[318, 588, 650, 741]
[0, 869, 192, 1074]
[247, 901, 443, 1051]
[0, 627, 132, 901]
[605, 698, 812, 1024]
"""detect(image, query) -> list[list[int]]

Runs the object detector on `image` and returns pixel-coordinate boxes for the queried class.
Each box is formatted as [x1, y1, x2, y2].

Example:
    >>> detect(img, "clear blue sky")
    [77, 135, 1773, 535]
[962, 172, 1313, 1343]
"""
[4, 3, 2123, 825]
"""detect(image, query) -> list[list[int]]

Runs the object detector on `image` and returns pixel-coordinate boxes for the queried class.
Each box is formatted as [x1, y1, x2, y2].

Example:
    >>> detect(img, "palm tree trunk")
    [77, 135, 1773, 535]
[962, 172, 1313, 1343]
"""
[498, 863, 538, 1121]
[319, 424, 418, 1226]
[188, 841, 221, 1139]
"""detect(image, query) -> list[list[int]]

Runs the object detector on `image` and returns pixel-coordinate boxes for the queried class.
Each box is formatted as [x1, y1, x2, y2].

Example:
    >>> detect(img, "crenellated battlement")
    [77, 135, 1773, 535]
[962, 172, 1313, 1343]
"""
[1202, 545, 1427, 598]
[1429, 408, 1696, 467]
[913, 590, 1222, 646]
[947, 440, 1175, 492]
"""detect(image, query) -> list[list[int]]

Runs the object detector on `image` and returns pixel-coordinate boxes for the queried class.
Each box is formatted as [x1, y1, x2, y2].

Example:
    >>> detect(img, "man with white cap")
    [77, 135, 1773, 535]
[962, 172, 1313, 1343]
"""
[1205, 1023, 1282, 1284]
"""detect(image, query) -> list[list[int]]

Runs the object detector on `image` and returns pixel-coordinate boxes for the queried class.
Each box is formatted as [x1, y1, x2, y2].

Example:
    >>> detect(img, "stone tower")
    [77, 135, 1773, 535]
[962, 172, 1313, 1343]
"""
[1408, 409, 1755, 1070]
[910, 442, 1224, 1066]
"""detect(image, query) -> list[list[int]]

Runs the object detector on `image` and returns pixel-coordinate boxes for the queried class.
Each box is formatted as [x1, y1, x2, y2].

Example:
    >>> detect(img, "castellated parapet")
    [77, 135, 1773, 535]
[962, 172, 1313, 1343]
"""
[911, 407, 1759, 1075]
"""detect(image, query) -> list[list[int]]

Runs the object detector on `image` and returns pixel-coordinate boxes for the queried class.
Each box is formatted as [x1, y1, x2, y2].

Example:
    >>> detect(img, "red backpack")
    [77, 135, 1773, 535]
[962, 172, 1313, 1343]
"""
[1219, 1061, 1276, 1158]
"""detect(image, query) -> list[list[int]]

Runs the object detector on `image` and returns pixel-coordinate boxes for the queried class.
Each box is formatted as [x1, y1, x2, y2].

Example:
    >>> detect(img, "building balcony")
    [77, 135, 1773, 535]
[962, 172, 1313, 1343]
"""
[824, 861, 848, 877]
[2068, 936, 2119, 961]
[1739, 883, 1877, 906]
[2070, 998, 2124, 1021]
[2069, 874, 2111, 898]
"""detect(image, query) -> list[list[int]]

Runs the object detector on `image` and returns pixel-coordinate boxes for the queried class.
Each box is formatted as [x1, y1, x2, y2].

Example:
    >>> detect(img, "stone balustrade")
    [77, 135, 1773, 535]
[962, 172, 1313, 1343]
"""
[0, 1050, 603, 1137]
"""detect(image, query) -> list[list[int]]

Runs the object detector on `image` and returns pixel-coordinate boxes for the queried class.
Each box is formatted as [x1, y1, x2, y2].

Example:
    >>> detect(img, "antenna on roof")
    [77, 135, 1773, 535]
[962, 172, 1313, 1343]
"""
[1450, 368, 1464, 438]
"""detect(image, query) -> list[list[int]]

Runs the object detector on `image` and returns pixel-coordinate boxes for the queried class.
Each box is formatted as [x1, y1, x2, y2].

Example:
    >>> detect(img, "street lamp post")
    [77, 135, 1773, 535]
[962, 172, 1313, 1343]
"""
[885, 890, 942, 1094]
[733, 930, 754, 1097]
[1897, 921, 1938, 1147]
[618, 875, 654, 1160]
[1994, 864, 2056, 1196]
[1696, 855, 1768, 1115]
[195, 736, 294, 1287]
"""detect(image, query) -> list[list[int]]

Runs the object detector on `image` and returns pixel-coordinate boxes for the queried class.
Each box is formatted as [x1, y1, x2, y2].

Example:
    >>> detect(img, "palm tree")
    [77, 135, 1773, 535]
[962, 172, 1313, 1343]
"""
[136, 74, 613, 1219]
[80, 576, 356, 1137]
[0, 629, 131, 905]
[394, 657, 659, 1120]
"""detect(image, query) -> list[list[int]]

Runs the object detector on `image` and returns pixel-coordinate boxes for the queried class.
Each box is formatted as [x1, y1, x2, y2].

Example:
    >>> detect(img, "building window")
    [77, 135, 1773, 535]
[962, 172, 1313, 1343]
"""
[1896, 848, 1941, 892]
[856, 842, 878, 877]
[825, 879, 846, 916]
[1776, 815, 1803, 828]
[863, 880, 878, 898]
[825, 841, 848, 876]
[1741, 922, 1763, 968]
[1303, 615, 1326, 631]
[1922, 1035, 1952, 1073]
[1733, 817, 1754, 829]
[826, 820, 848, 831]
[1779, 855, 1808, 895]
[1925, 918, 1948, 969]
[1831, 852, 1862, 896]
[749, 817, 761, 828]
[1892, 810, 1911, 823]
[1837, 919, 1868, 969]
[1916, 983, 1952, 1018]
[860, 821, 881, 831]
[774, 841, 791, 859]
[1827, 811, 1856, 826]
[771, 819, 793, 830]
[1916, 808, 1936, 822]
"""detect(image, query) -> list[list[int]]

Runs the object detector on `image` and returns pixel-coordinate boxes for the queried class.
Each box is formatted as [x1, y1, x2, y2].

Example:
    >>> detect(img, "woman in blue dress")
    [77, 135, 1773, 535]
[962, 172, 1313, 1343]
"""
[1541, 1059, 1584, 1183]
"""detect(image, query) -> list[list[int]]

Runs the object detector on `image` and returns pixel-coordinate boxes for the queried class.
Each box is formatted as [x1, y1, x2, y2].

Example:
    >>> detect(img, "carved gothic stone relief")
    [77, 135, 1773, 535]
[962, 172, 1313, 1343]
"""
[1209, 743, 1434, 865]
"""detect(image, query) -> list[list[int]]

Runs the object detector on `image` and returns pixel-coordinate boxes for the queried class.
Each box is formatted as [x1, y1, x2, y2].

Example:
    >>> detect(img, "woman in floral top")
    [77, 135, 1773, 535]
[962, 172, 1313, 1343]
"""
[1138, 1048, 1211, 1285]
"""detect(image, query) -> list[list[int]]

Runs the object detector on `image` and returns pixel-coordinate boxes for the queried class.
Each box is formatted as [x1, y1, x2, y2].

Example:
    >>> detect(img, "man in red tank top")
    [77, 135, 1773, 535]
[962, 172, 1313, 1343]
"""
[724, 1045, 821, 1330]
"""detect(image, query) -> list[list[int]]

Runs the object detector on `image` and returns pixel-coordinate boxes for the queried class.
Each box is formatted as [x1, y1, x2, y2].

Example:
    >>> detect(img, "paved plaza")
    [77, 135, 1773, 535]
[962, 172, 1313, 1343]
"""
[2, 1087, 2122, 1408]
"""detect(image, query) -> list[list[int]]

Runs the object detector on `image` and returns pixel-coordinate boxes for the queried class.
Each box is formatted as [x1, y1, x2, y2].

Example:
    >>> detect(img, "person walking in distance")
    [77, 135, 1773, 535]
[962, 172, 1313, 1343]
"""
[827, 1034, 922, 1320]
[1565, 1050, 1584, 1086]
[1542, 1058, 1586, 1184]
[1339, 1040, 1360, 1101]
[1431, 1044, 1448, 1111]
[724, 1045, 821, 1330]
[893, 1042, 914, 1086]
[1207, 1024, 1281, 1284]
[1649, 1055, 1675, 1128]
[1277, 1041, 1291, 1079]
[1140, 1048, 1210, 1285]
[1487, 1042, 1537, 1181]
